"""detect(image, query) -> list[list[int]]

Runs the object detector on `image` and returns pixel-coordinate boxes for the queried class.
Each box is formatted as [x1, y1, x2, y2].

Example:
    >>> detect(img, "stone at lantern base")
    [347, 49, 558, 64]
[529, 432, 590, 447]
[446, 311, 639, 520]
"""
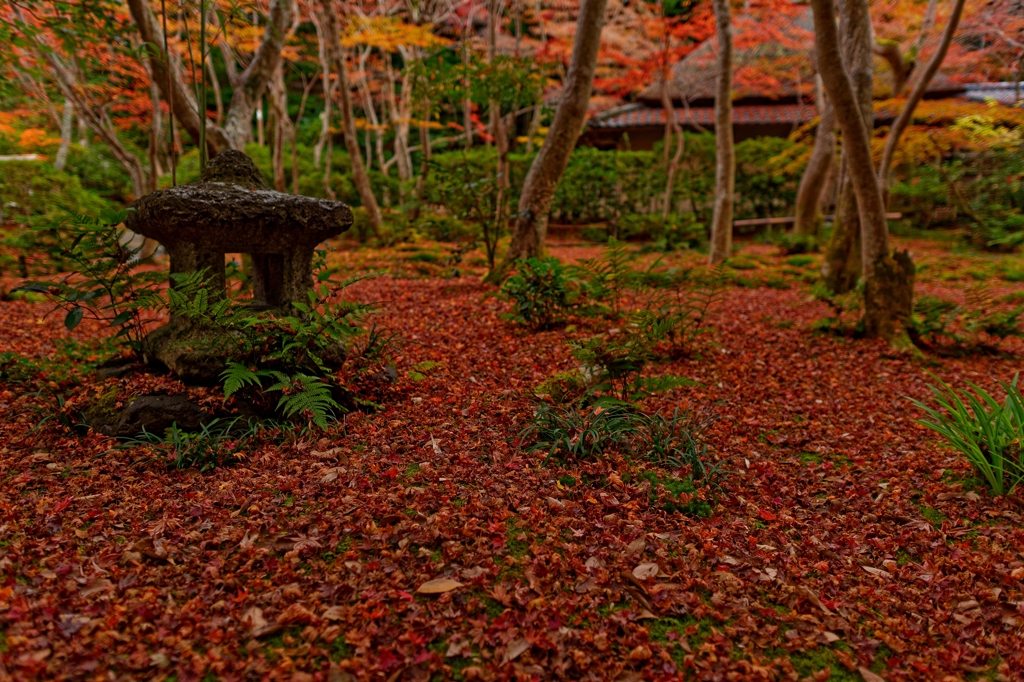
[124, 150, 353, 383]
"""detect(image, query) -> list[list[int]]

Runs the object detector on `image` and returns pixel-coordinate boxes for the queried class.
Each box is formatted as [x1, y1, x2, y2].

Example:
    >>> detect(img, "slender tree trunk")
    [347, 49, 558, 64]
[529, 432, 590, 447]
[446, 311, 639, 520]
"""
[293, 72, 315, 194]
[312, 14, 332, 169]
[811, 0, 913, 342]
[660, 73, 684, 218]
[821, 0, 873, 293]
[525, 104, 541, 154]
[524, 0, 547, 155]
[356, 48, 387, 173]
[409, 98, 432, 222]
[708, 0, 735, 265]
[147, 75, 164, 191]
[127, 0, 295, 153]
[484, 0, 609, 283]
[793, 75, 835, 237]
[206, 50, 224, 125]
[878, 0, 967, 204]
[269, 65, 290, 192]
[320, 0, 383, 236]
[462, 8, 475, 151]
[54, 98, 73, 171]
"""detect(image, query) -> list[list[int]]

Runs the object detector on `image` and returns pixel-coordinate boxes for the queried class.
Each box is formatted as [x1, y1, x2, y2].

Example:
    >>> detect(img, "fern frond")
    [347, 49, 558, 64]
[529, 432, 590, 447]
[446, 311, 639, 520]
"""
[221, 362, 264, 399]
[275, 375, 342, 429]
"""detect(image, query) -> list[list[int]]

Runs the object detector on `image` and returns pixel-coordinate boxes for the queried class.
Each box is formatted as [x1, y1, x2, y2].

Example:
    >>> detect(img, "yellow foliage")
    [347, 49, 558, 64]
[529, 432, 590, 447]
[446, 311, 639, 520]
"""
[342, 17, 449, 52]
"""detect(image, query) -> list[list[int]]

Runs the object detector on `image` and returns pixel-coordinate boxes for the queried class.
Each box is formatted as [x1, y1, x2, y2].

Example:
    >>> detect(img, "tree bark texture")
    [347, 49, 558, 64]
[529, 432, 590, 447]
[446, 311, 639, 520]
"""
[484, 0, 609, 283]
[127, 0, 295, 153]
[319, 0, 383, 236]
[793, 75, 835, 237]
[877, 0, 967, 203]
[821, 0, 873, 293]
[54, 98, 74, 171]
[811, 0, 913, 341]
[708, 0, 735, 265]
[660, 75, 684, 218]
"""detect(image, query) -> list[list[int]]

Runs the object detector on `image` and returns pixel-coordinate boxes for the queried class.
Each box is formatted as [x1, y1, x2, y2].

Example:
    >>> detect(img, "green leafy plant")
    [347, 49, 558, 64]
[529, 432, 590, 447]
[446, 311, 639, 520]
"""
[518, 404, 637, 463]
[169, 275, 388, 430]
[632, 408, 716, 480]
[631, 264, 724, 358]
[122, 417, 262, 472]
[16, 209, 165, 350]
[570, 240, 637, 318]
[222, 364, 341, 430]
[500, 257, 577, 329]
[810, 283, 864, 335]
[909, 374, 1024, 495]
[909, 286, 1023, 353]
[773, 233, 819, 255]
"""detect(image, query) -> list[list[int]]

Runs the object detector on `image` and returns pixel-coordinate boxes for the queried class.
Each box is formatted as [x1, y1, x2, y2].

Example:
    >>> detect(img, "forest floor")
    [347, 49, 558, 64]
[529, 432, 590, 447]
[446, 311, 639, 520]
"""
[1, 235, 1023, 681]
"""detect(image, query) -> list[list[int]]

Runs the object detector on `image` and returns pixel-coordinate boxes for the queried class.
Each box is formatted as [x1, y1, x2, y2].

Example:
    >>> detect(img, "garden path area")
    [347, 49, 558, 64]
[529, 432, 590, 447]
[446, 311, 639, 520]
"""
[1, 239, 1023, 681]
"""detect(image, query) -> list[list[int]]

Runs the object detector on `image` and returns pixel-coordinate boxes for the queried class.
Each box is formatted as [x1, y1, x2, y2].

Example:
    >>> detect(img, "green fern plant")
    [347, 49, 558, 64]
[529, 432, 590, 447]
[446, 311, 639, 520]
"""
[570, 239, 638, 317]
[265, 373, 341, 430]
[633, 263, 724, 357]
[220, 363, 342, 430]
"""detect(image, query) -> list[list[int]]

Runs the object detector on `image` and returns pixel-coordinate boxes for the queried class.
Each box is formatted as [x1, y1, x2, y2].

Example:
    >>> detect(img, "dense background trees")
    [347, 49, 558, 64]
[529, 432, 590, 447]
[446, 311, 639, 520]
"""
[0, 0, 1020, 341]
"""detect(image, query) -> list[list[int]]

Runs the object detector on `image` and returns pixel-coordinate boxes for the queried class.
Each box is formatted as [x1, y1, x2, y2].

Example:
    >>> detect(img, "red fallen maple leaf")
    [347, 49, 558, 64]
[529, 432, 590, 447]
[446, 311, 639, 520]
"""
[758, 508, 777, 522]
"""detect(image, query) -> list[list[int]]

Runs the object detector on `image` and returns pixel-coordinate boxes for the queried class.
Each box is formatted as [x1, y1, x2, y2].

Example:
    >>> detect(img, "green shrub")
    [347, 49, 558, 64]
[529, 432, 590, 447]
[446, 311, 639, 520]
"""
[909, 286, 1024, 352]
[775, 233, 819, 255]
[422, 148, 525, 269]
[63, 145, 134, 204]
[0, 160, 113, 275]
[615, 213, 705, 251]
[733, 137, 802, 223]
[910, 375, 1024, 495]
[416, 213, 475, 242]
[500, 256, 576, 329]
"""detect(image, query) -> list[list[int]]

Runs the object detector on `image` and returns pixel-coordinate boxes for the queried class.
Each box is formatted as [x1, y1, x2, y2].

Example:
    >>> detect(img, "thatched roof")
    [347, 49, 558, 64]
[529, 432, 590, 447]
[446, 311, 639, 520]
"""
[638, 6, 816, 105]
[638, 5, 975, 106]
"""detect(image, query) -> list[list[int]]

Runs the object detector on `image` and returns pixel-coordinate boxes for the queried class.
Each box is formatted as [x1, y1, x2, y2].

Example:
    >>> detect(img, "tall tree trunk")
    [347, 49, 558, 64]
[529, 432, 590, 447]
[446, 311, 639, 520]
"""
[319, 0, 383, 236]
[312, 14, 332, 169]
[821, 0, 873, 293]
[793, 75, 835, 237]
[484, 0, 609, 283]
[811, 0, 913, 342]
[147, 74, 164, 191]
[54, 98, 73, 171]
[127, 0, 295, 153]
[293, 72, 316, 194]
[877, 0, 967, 204]
[410, 98, 433, 222]
[462, 8, 475, 151]
[707, 0, 735, 265]
[660, 73, 684, 218]
[356, 48, 387, 173]
[206, 49, 224, 126]
[269, 65, 290, 192]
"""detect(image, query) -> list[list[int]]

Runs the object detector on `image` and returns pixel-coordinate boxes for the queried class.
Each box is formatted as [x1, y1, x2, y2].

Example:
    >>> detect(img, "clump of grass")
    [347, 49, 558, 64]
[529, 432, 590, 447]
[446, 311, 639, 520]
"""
[909, 373, 1024, 495]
